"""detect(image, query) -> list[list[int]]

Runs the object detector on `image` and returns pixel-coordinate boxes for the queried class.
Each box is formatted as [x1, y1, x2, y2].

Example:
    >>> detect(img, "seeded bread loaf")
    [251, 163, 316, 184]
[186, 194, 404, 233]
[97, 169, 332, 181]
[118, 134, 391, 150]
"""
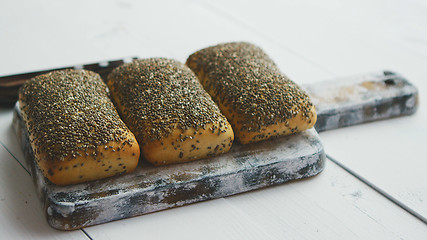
[107, 58, 234, 165]
[187, 42, 317, 144]
[19, 69, 140, 185]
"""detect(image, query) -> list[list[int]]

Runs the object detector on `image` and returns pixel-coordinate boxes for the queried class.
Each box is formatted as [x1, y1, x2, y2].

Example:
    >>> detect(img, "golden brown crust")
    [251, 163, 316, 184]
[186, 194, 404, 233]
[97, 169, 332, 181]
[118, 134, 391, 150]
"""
[213, 95, 316, 144]
[19, 69, 140, 185]
[107, 58, 234, 165]
[142, 123, 233, 165]
[186, 42, 317, 144]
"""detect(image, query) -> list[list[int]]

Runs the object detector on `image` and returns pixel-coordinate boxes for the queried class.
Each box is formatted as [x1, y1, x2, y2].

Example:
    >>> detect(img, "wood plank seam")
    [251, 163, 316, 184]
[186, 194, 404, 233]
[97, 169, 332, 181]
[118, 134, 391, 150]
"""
[326, 154, 427, 224]
[0, 140, 30, 175]
[81, 229, 94, 240]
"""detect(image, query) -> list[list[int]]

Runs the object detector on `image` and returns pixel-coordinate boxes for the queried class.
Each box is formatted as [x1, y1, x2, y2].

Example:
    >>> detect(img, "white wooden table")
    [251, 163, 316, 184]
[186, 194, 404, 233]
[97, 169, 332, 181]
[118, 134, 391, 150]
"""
[0, 0, 426, 239]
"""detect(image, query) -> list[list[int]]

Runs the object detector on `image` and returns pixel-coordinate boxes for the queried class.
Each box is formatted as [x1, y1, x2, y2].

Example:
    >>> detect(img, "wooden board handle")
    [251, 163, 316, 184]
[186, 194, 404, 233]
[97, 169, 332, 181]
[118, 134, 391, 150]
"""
[303, 71, 419, 132]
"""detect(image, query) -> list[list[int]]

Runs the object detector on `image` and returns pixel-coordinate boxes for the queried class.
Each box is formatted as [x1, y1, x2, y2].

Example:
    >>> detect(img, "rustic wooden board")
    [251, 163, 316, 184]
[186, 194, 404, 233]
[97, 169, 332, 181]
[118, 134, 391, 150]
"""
[11, 70, 418, 230]
[13, 106, 325, 230]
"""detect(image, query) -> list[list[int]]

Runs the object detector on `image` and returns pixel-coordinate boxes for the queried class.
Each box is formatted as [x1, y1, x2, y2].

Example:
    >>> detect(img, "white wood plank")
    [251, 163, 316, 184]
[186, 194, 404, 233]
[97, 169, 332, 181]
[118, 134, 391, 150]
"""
[84, 160, 427, 240]
[320, 113, 427, 219]
[0, 0, 332, 83]
[0, 145, 88, 239]
[224, 160, 427, 239]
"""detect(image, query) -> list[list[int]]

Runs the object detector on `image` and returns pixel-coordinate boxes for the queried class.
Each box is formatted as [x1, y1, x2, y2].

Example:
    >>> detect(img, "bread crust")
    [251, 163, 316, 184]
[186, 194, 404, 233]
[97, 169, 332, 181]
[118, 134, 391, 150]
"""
[107, 58, 234, 165]
[141, 123, 233, 165]
[187, 42, 317, 144]
[19, 69, 140, 185]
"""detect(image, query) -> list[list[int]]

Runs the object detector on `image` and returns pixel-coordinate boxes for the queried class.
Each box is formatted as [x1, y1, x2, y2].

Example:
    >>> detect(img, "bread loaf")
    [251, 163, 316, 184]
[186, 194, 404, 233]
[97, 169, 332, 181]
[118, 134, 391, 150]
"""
[107, 58, 234, 165]
[187, 42, 317, 144]
[19, 69, 140, 185]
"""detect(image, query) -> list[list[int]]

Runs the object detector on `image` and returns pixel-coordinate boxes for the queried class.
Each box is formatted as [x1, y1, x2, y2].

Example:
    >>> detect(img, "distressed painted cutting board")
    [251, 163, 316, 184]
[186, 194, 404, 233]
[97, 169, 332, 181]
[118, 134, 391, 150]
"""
[12, 70, 418, 230]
